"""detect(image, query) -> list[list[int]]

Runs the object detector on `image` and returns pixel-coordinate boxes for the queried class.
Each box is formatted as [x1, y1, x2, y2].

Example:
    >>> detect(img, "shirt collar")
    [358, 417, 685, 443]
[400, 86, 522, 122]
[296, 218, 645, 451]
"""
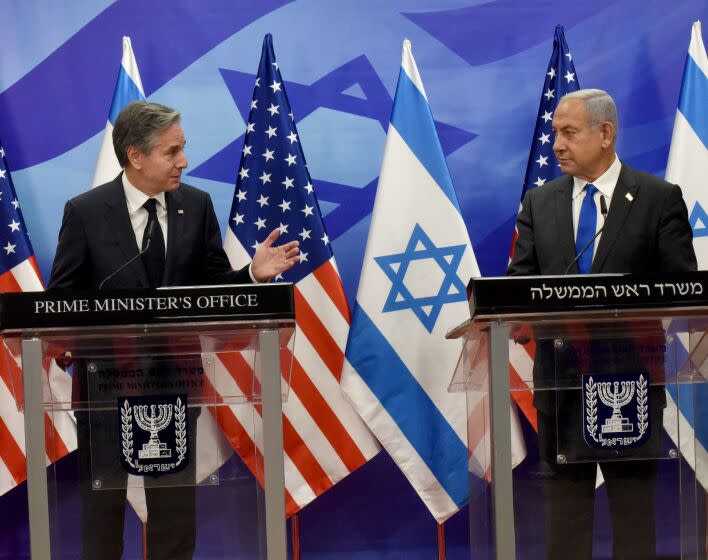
[122, 172, 167, 214]
[572, 154, 621, 201]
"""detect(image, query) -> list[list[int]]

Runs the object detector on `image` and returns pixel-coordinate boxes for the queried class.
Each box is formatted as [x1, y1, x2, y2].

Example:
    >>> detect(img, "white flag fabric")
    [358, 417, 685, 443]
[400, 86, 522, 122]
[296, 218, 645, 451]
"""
[91, 36, 145, 188]
[664, 21, 708, 488]
[341, 40, 525, 523]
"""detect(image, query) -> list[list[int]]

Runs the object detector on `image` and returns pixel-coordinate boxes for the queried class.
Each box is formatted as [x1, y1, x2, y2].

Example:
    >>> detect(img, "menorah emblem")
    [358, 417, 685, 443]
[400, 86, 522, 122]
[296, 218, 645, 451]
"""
[597, 380, 635, 434]
[135, 403, 173, 459]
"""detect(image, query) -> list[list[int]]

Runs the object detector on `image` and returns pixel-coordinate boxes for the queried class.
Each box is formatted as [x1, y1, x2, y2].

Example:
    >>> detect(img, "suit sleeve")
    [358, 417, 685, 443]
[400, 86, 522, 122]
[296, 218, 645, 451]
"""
[203, 194, 252, 285]
[507, 190, 540, 276]
[657, 184, 697, 272]
[48, 201, 91, 290]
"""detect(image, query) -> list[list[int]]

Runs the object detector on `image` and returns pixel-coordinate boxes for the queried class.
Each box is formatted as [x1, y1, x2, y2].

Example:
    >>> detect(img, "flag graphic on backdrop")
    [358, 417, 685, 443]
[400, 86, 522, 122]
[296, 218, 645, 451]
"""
[0, 142, 77, 495]
[663, 20, 708, 488]
[221, 34, 379, 514]
[508, 25, 580, 430]
[341, 40, 525, 523]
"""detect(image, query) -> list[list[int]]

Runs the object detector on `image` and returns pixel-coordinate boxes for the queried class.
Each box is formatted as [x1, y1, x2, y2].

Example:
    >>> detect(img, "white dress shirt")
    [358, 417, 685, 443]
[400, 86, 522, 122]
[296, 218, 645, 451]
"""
[571, 154, 621, 258]
[122, 173, 168, 254]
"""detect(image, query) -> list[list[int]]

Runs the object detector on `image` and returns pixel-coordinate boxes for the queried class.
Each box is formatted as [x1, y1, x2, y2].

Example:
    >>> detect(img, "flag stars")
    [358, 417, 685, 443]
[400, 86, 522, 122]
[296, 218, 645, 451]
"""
[288, 112, 294, 121]
[265, 125, 278, 138]
[255, 77, 261, 87]
[564, 71, 575, 83]
[267, 103, 280, 116]
[547, 68, 556, 79]
[304, 181, 314, 194]
[236, 190, 247, 202]
[251, 240, 262, 251]
[246, 122, 255, 134]
[544, 88, 555, 101]
[321, 233, 329, 246]
[302, 204, 314, 217]
[299, 251, 308, 262]
[4, 242, 15, 255]
[565, 52, 572, 61]
[254, 217, 267, 230]
[232, 213, 244, 225]
[536, 155, 549, 167]
[286, 132, 298, 144]
[250, 99, 258, 110]
[11, 199, 19, 210]
[262, 148, 275, 162]
[285, 153, 297, 166]
[257, 194, 269, 207]
[278, 200, 291, 212]
[534, 177, 547, 187]
[538, 132, 551, 145]
[541, 110, 553, 123]
[270, 81, 282, 93]
[238, 167, 249, 180]
[242, 144, 252, 156]
[282, 176, 295, 189]
[272, 61, 280, 70]
[259, 172, 272, 185]
[278, 222, 289, 234]
[299, 228, 311, 241]
[0, 147, 5, 158]
[8, 220, 20, 232]
[0, 169, 6, 180]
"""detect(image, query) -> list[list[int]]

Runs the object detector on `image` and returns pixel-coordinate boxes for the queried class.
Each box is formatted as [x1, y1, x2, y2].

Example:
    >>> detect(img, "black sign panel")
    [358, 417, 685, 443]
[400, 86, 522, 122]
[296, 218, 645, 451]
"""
[0, 284, 294, 330]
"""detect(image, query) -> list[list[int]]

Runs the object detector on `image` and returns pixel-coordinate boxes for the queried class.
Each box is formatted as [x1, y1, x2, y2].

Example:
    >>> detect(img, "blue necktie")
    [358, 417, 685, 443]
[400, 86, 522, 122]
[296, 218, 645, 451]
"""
[575, 183, 598, 274]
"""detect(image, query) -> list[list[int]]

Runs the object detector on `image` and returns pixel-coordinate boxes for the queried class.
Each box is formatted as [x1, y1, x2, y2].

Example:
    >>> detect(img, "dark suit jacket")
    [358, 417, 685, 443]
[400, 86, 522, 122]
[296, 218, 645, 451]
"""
[507, 163, 697, 417]
[48, 173, 251, 290]
[508, 163, 697, 277]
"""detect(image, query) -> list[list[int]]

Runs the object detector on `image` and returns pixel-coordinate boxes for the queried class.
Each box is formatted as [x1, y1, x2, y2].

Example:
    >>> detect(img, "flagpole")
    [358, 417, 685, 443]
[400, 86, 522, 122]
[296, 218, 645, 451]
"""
[291, 513, 300, 560]
[142, 523, 147, 560]
[437, 522, 447, 560]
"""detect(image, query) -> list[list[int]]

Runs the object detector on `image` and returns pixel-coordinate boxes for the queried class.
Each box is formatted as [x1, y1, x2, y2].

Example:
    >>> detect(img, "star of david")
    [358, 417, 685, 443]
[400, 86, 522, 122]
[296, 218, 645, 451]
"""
[189, 56, 476, 241]
[375, 224, 467, 333]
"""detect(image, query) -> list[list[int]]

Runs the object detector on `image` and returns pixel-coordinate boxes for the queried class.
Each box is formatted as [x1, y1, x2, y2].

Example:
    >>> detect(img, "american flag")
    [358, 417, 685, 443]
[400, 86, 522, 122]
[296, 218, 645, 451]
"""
[508, 25, 580, 430]
[217, 34, 379, 514]
[0, 141, 77, 495]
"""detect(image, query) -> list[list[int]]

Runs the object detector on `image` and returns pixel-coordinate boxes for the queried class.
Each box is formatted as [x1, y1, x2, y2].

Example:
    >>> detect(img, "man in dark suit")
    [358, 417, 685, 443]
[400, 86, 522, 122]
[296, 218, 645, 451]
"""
[48, 101, 299, 559]
[508, 89, 696, 559]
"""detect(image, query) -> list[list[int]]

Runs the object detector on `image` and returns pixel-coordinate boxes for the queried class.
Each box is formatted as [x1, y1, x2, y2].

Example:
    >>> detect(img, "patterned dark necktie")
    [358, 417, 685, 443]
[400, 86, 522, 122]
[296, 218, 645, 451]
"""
[141, 198, 165, 287]
[575, 183, 598, 274]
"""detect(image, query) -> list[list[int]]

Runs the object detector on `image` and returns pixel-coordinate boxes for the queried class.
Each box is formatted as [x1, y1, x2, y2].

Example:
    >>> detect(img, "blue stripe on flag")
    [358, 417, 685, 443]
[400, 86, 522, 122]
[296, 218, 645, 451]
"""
[108, 66, 144, 125]
[347, 304, 468, 508]
[678, 55, 708, 148]
[390, 69, 461, 212]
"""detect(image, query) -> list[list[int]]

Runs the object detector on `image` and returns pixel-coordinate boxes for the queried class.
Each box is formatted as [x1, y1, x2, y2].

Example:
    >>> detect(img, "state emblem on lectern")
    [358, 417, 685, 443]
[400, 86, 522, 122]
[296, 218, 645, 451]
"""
[119, 394, 189, 476]
[583, 373, 650, 450]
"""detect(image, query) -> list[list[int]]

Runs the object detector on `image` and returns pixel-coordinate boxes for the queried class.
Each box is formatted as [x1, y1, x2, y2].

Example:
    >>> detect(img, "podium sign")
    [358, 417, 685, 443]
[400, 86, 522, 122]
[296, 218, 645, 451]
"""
[2, 284, 295, 560]
[448, 272, 708, 560]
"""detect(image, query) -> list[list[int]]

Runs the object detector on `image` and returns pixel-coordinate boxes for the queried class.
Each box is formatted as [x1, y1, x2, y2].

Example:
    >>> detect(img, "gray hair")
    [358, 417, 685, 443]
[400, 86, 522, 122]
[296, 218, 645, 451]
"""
[112, 101, 181, 167]
[561, 89, 618, 132]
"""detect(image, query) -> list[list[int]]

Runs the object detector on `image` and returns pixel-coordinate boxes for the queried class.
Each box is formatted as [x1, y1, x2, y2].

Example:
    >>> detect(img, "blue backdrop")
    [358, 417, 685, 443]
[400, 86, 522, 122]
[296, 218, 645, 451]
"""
[0, 1, 706, 558]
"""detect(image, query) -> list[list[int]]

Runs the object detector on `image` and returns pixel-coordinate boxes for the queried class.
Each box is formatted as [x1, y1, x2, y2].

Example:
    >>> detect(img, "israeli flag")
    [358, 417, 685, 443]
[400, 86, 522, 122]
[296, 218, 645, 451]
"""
[342, 40, 524, 522]
[91, 36, 145, 188]
[664, 21, 708, 488]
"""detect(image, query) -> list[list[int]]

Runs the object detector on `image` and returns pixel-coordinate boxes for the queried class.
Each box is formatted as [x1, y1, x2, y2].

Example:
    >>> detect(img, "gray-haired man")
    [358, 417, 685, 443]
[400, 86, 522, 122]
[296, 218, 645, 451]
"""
[509, 89, 696, 559]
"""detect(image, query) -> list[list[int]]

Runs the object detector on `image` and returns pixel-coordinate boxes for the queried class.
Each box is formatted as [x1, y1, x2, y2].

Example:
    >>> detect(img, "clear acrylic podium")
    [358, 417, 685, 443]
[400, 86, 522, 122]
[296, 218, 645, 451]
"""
[1, 284, 295, 560]
[448, 273, 708, 560]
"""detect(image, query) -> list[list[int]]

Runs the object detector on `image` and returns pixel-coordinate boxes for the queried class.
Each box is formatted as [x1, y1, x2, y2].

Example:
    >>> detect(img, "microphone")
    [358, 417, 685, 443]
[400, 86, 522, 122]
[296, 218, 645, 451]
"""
[563, 194, 608, 275]
[98, 221, 156, 290]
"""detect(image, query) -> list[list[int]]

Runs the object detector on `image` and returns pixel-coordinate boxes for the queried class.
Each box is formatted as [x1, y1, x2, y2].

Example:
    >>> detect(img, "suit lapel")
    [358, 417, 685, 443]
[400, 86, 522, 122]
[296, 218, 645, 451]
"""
[591, 164, 638, 273]
[553, 176, 578, 273]
[163, 188, 184, 285]
[103, 175, 149, 287]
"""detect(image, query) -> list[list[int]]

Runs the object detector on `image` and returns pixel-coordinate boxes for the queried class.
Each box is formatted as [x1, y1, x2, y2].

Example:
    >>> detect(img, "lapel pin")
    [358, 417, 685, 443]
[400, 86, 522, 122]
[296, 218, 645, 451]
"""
[177, 209, 184, 215]
[625, 193, 634, 202]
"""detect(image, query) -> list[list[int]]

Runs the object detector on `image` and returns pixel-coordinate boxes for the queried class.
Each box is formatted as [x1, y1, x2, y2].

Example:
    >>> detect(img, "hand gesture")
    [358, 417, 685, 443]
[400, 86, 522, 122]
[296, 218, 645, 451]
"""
[251, 228, 300, 282]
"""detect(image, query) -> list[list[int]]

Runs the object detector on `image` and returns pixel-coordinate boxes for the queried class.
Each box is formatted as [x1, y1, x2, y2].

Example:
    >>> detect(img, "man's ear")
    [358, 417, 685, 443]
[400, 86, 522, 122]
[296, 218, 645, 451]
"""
[600, 122, 615, 149]
[126, 146, 143, 170]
